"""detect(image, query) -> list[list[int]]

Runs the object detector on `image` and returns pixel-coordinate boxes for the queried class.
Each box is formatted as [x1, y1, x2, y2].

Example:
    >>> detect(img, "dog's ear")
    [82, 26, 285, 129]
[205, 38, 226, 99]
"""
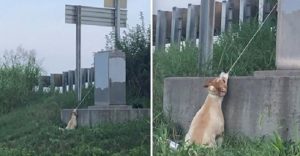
[204, 79, 213, 88]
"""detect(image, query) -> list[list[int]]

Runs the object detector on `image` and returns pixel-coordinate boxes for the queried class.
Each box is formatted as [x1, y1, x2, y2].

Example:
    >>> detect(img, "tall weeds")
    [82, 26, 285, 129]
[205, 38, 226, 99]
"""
[0, 47, 41, 114]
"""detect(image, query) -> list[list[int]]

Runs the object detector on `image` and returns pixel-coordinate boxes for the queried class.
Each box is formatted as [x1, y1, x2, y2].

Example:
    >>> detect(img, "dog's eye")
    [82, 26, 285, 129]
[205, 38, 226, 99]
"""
[222, 79, 225, 83]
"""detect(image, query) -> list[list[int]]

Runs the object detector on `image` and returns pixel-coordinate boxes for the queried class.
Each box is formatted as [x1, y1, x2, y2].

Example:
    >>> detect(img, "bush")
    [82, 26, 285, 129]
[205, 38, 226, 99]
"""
[106, 13, 150, 108]
[0, 47, 41, 114]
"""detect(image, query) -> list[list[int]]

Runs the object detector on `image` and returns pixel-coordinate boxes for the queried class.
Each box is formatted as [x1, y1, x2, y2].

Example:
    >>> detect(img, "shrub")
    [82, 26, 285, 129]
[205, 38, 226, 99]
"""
[0, 46, 41, 114]
[106, 13, 150, 108]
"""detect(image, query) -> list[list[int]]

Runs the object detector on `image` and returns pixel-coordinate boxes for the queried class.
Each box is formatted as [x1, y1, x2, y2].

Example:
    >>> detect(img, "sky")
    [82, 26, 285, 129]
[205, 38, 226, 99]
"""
[0, 0, 150, 74]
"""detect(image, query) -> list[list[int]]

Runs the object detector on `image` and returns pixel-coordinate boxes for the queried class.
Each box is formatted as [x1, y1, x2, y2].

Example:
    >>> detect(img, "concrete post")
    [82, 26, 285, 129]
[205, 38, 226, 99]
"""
[75, 6, 82, 102]
[38, 76, 43, 92]
[50, 74, 56, 92]
[68, 70, 75, 91]
[264, 0, 271, 18]
[227, 1, 233, 31]
[221, 0, 227, 33]
[244, 0, 251, 23]
[81, 68, 88, 88]
[62, 72, 68, 93]
[258, 0, 264, 24]
[186, 4, 200, 45]
[199, 0, 215, 69]
[155, 10, 167, 51]
[88, 67, 95, 85]
[276, 0, 300, 69]
[171, 7, 183, 46]
[38, 76, 50, 92]
[239, 0, 245, 25]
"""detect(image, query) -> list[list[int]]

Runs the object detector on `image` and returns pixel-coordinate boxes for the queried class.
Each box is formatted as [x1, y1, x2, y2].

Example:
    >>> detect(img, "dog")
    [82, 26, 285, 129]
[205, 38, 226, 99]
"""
[59, 109, 78, 131]
[185, 72, 229, 147]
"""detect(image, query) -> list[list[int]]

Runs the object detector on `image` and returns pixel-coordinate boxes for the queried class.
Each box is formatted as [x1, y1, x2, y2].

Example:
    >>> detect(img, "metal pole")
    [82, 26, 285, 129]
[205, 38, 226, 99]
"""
[114, 0, 120, 48]
[76, 6, 82, 102]
[199, 0, 215, 69]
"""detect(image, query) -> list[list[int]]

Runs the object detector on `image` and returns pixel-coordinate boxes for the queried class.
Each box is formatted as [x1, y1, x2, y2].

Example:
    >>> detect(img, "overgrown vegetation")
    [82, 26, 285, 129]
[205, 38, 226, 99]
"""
[212, 18, 277, 76]
[0, 47, 149, 155]
[154, 123, 300, 156]
[106, 13, 150, 108]
[0, 93, 150, 155]
[153, 16, 300, 155]
[0, 47, 41, 114]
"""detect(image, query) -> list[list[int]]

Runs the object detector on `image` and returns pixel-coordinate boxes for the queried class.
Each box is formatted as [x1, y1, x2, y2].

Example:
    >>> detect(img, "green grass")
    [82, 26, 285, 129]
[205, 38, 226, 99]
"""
[154, 120, 300, 156]
[0, 93, 150, 156]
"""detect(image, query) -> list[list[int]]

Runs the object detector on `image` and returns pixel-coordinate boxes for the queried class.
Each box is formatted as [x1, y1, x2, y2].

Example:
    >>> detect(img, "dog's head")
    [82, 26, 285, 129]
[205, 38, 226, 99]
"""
[71, 109, 78, 117]
[204, 72, 228, 97]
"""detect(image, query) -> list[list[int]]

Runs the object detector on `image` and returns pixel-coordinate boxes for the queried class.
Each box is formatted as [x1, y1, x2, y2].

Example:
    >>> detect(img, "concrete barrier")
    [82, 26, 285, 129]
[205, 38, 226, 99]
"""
[163, 76, 300, 140]
[61, 108, 150, 127]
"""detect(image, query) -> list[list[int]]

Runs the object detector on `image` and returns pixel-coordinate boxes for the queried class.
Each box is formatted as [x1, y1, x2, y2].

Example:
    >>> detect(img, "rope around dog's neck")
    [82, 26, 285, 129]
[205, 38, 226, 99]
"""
[75, 86, 94, 109]
[227, 2, 278, 74]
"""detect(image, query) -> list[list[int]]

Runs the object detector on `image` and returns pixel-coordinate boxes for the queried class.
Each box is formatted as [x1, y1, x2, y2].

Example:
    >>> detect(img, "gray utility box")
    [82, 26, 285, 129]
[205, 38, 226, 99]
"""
[94, 50, 126, 106]
[276, 0, 300, 69]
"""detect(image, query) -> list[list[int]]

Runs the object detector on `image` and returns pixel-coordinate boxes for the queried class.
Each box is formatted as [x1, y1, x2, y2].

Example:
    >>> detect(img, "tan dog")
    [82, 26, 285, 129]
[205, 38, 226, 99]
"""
[185, 72, 229, 147]
[59, 109, 78, 130]
[66, 109, 77, 130]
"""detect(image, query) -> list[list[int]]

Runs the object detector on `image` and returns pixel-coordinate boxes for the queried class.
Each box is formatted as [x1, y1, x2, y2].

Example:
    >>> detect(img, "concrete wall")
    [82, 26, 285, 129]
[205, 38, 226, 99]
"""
[164, 76, 300, 140]
[61, 108, 150, 127]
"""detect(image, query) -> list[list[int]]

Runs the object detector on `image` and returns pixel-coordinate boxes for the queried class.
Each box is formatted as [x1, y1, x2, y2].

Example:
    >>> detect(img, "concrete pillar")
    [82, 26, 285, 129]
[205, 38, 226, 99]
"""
[264, 0, 271, 19]
[88, 67, 95, 85]
[221, 0, 227, 33]
[50, 74, 62, 92]
[38, 76, 50, 92]
[239, 0, 245, 25]
[155, 10, 167, 51]
[62, 72, 68, 93]
[186, 4, 200, 45]
[68, 70, 75, 91]
[81, 68, 88, 88]
[50, 74, 55, 91]
[199, 0, 215, 69]
[227, 1, 233, 31]
[244, 0, 251, 23]
[276, 0, 300, 69]
[171, 7, 184, 46]
[258, 0, 264, 24]
[38, 76, 44, 92]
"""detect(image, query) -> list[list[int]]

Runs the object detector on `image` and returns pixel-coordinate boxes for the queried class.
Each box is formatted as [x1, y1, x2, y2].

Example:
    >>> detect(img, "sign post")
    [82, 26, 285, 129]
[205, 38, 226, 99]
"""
[76, 6, 82, 102]
[65, 4, 127, 103]
[114, 0, 120, 46]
